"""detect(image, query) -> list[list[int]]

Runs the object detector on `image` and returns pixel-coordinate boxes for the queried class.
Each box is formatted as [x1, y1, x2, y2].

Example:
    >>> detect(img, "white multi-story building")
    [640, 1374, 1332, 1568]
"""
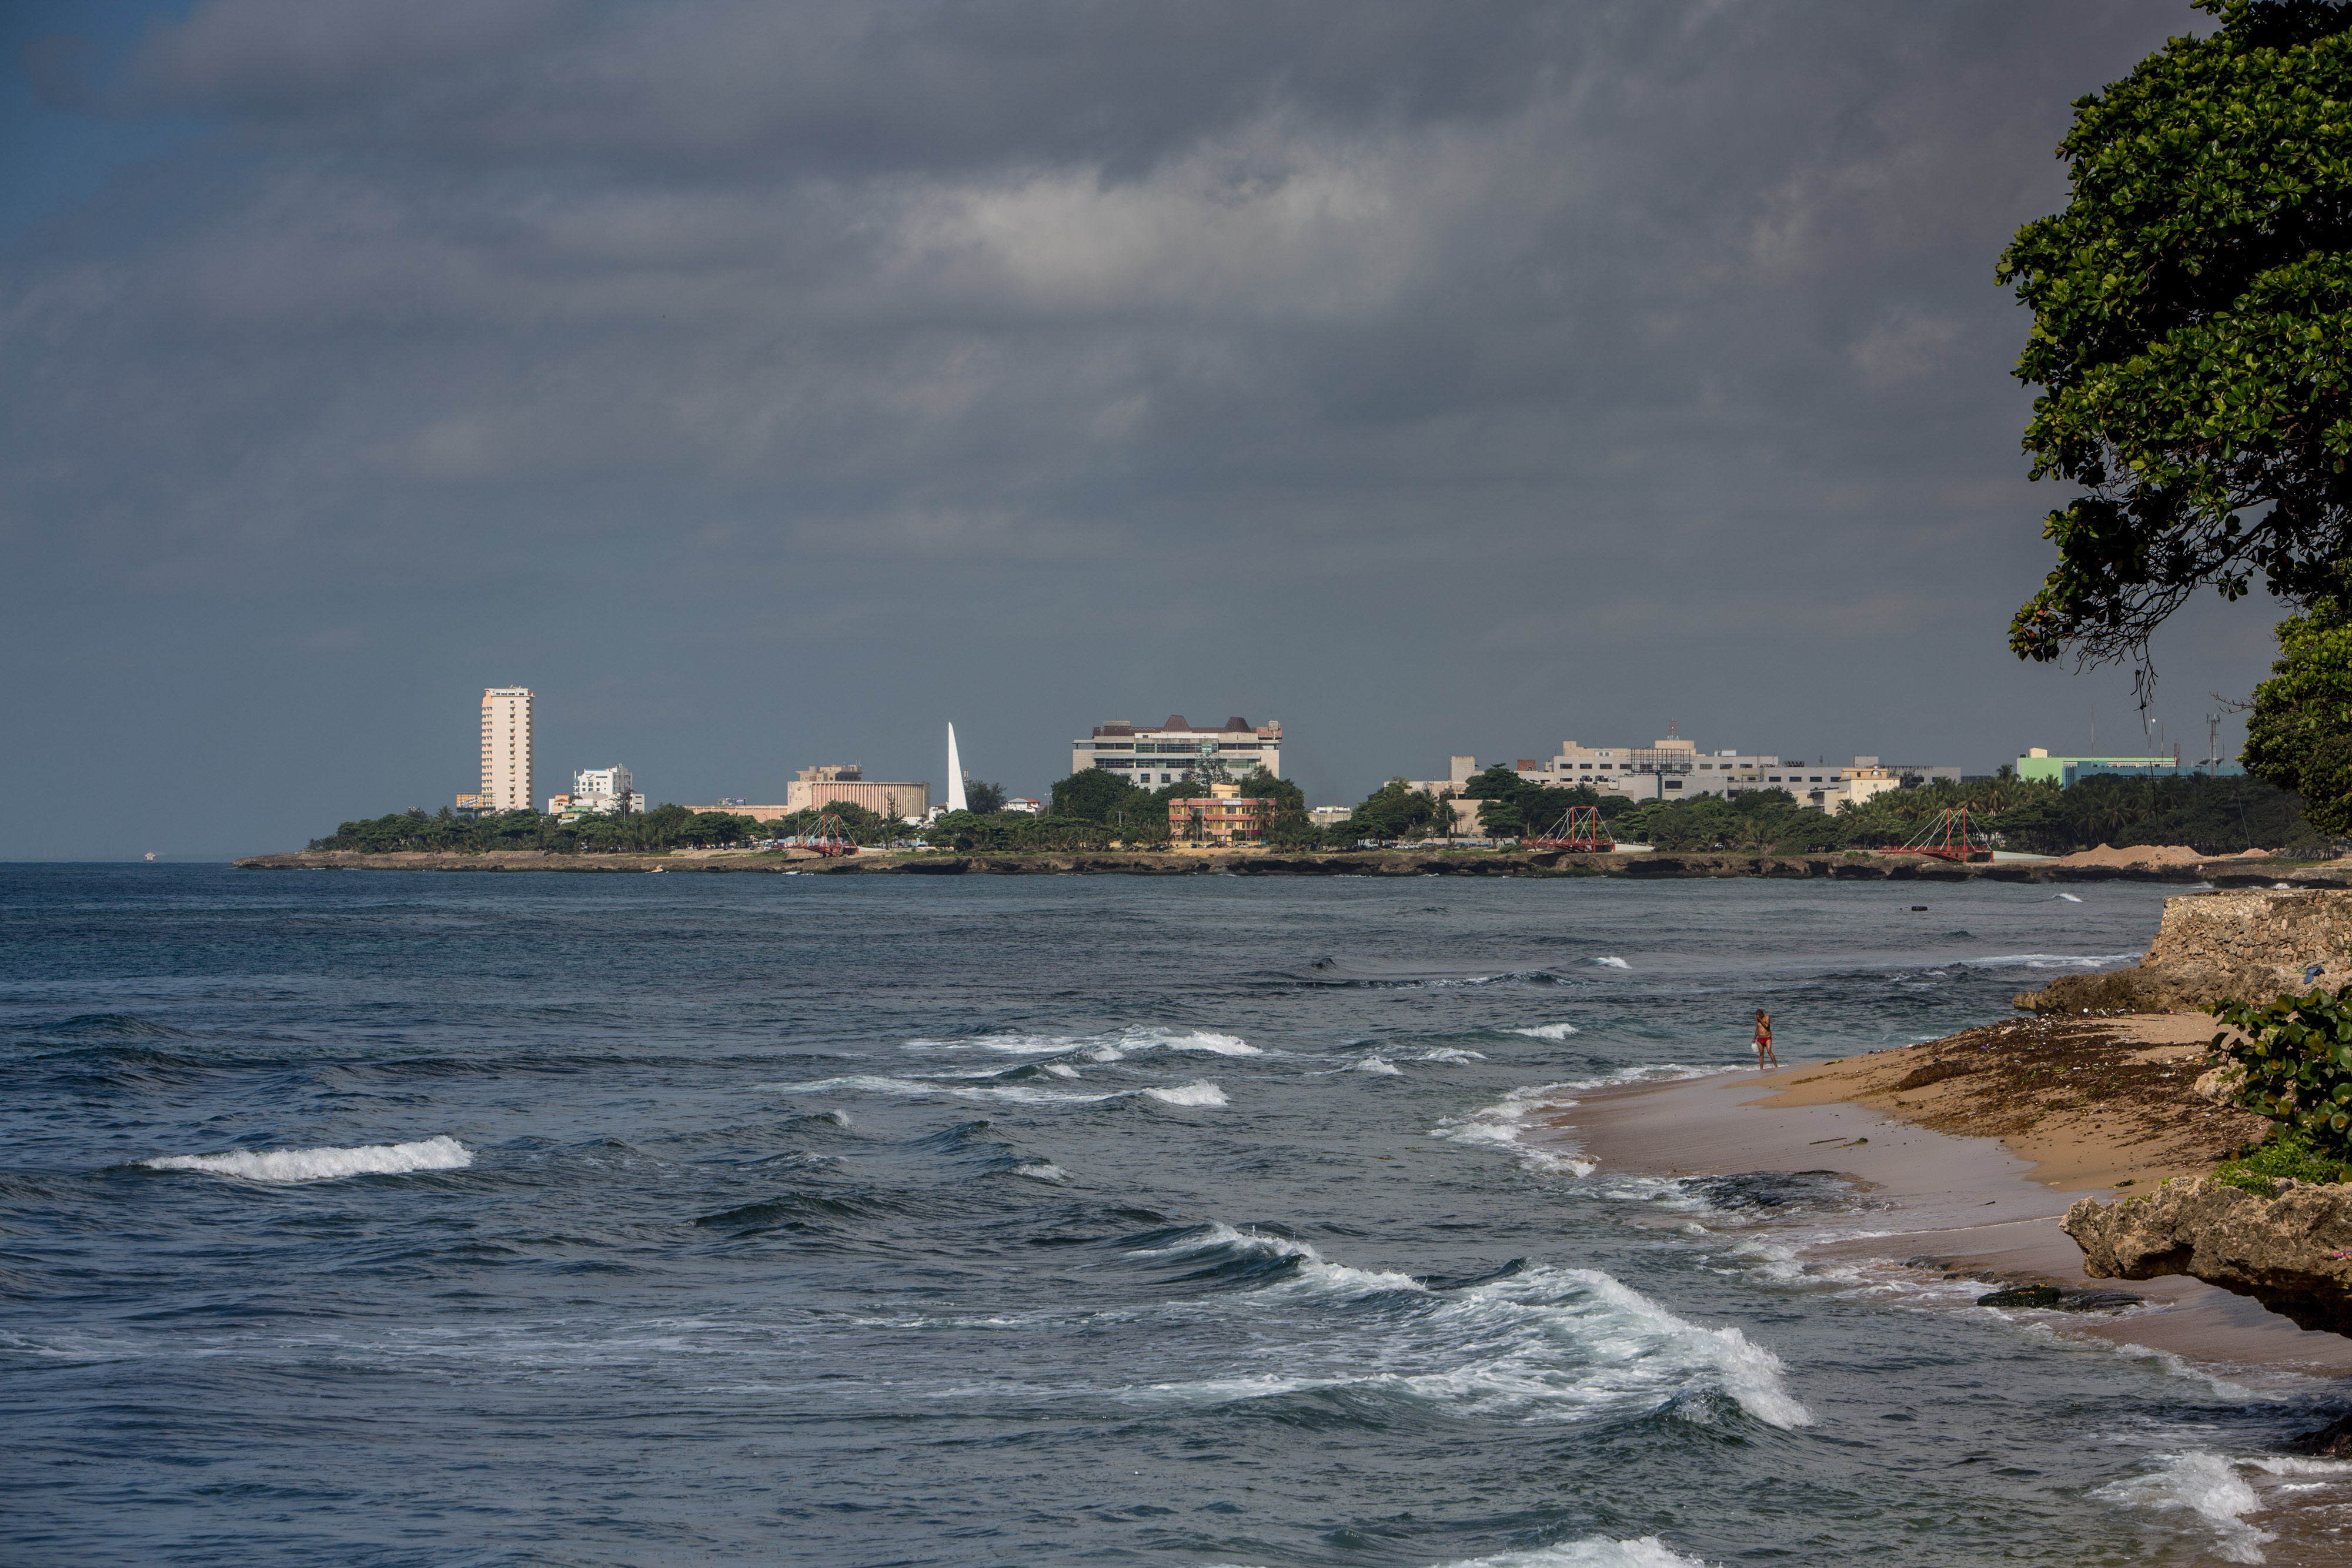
[1073, 715, 1282, 786]
[567, 765, 645, 815]
[1416, 734, 1960, 812]
[480, 687, 534, 812]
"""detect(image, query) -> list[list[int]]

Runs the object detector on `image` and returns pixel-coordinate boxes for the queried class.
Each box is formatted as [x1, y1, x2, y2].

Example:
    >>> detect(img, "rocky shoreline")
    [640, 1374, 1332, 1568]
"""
[2066, 1177, 2352, 1335]
[230, 846, 2352, 882]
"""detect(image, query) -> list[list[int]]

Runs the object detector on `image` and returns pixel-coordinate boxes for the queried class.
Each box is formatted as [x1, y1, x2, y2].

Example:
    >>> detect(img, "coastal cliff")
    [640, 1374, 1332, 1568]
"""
[2064, 1178, 2352, 1335]
[2017, 887, 2352, 1014]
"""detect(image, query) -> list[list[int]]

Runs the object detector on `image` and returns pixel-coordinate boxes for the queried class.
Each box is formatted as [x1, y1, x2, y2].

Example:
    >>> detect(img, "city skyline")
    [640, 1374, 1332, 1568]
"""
[0, 2, 2281, 857]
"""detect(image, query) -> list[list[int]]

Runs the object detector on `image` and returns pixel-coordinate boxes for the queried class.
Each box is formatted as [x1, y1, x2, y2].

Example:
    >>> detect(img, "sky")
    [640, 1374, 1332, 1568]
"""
[0, 0, 2277, 858]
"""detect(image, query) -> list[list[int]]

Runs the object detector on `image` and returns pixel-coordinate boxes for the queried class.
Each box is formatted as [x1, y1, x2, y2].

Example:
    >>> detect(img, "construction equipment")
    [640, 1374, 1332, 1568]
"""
[1525, 804, 1616, 852]
[804, 814, 859, 857]
[1883, 805, 1993, 862]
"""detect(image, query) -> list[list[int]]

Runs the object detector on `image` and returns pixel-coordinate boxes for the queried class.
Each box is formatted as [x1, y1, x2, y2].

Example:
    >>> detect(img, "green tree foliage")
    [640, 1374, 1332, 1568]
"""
[1998, 0, 2352, 666]
[1050, 766, 1144, 822]
[309, 804, 780, 855]
[963, 779, 1008, 815]
[1457, 765, 1627, 840]
[1344, 779, 1445, 843]
[2209, 985, 2352, 1157]
[2245, 593, 2352, 833]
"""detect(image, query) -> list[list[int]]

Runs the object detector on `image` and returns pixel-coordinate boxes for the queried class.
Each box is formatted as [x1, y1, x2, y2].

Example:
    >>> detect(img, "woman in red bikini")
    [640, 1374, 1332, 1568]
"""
[1752, 1008, 1777, 1069]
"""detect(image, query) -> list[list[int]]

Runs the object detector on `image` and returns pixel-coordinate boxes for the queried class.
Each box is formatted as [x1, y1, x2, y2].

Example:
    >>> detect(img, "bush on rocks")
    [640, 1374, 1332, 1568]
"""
[2207, 988, 2352, 1155]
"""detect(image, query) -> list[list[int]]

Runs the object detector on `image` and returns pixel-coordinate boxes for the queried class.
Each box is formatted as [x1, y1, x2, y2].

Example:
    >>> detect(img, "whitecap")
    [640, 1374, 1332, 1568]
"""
[1126, 1226, 1809, 1431]
[1960, 951, 2142, 968]
[1011, 1162, 1071, 1182]
[1592, 957, 1631, 969]
[1143, 1081, 1228, 1106]
[1509, 1022, 1581, 1039]
[2053, 892, 2084, 902]
[758, 1074, 1119, 1105]
[1205, 1542, 1709, 1568]
[141, 1135, 472, 1184]
[1405, 1048, 1489, 1063]
[1350, 1057, 1404, 1075]
[1429, 1065, 1718, 1178]
[2093, 1452, 2274, 1563]
[1427, 1537, 1715, 1568]
[904, 1025, 1259, 1057]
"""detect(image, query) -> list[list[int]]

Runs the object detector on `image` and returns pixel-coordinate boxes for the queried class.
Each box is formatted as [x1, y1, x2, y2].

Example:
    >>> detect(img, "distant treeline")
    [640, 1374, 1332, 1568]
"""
[307, 764, 2328, 858]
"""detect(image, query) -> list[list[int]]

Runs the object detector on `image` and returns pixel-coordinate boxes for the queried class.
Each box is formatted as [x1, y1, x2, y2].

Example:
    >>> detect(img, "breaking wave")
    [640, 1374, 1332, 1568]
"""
[1210, 1540, 1709, 1568]
[140, 1135, 472, 1184]
[762, 1074, 1227, 1108]
[1142, 1081, 1228, 1106]
[2093, 1451, 2274, 1563]
[1430, 1066, 1720, 1176]
[903, 1025, 1258, 1059]
[1122, 1224, 1809, 1431]
[1509, 1022, 1581, 1039]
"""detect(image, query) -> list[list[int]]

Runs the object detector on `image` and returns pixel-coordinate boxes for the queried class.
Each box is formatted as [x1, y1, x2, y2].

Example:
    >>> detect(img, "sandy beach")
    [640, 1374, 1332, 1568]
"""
[1531, 1019, 2352, 1561]
[1533, 1017, 2352, 1376]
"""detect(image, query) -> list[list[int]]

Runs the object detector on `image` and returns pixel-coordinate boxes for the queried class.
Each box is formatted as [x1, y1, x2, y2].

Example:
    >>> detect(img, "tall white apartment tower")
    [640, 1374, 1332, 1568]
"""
[480, 687, 535, 811]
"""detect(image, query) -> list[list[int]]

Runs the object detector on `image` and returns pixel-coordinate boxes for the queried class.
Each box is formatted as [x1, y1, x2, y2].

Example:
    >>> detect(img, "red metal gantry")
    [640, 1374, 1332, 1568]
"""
[1525, 804, 1616, 852]
[803, 814, 860, 857]
[1883, 805, 1993, 862]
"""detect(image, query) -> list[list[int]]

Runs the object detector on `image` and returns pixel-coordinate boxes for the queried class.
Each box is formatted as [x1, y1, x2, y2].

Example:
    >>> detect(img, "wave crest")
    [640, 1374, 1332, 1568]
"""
[141, 1135, 472, 1184]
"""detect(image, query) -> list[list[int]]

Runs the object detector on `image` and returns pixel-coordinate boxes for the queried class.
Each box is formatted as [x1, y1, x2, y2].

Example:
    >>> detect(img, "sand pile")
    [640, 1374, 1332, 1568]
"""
[2048, 842, 2257, 868]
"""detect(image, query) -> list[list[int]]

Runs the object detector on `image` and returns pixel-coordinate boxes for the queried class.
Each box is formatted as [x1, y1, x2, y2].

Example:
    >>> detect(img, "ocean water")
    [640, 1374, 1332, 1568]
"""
[1, 864, 2341, 1567]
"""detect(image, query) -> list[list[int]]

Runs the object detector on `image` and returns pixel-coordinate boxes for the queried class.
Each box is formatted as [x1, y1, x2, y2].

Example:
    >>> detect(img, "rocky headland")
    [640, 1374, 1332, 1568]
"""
[2015, 886, 2352, 1014]
[2064, 1177, 2352, 1335]
[2006, 884, 2352, 1338]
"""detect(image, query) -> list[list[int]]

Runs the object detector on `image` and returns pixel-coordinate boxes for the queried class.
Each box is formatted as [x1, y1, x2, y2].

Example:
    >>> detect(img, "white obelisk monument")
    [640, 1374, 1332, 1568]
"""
[946, 724, 968, 813]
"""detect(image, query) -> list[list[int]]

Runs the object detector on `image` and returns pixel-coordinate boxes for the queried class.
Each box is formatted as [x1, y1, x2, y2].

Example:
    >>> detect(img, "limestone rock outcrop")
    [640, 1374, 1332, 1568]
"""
[2016, 888, 2352, 1014]
[2063, 1176, 2352, 1334]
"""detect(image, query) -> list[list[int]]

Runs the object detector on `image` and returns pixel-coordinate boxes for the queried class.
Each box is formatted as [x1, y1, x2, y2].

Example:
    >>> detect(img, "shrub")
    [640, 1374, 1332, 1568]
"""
[2211, 1124, 2352, 1196]
[2206, 988, 2352, 1156]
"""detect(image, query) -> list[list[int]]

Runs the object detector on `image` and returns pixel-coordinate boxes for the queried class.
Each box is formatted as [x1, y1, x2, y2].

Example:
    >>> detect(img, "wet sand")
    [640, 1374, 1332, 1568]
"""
[1540, 1021, 2352, 1376]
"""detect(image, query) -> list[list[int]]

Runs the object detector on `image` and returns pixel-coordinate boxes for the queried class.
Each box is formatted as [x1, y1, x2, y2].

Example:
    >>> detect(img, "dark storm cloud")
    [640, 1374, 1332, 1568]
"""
[0, 2, 2258, 855]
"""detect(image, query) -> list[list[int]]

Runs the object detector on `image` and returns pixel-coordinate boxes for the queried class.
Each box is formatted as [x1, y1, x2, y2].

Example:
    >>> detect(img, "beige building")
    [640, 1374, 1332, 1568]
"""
[1417, 735, 1950, 812]
[480, 687, 534, 812]
[1073, 715, 1282, 786]
[782, 765, 930, 820]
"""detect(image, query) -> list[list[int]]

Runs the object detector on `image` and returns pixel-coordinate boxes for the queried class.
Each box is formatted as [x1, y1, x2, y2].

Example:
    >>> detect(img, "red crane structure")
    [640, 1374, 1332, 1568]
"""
[1883, 805, 1993, 862]
[802, 814, 860, 857]
[1525, 805, 1616, 852]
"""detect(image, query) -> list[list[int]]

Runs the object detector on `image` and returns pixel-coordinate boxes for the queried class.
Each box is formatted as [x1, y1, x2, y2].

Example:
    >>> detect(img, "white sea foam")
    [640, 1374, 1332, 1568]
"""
[141, 1135, 472, 1184]
[1405, 1048, 1488, 1063]
[1428, 1538, 1715, 1568]
[2094, 1452, 2274, 1563]
[1043, 1063, 1079, 1078]
[1125, 1225, 1810, 1430]
[2053, 892, 2084, 902]
[1206, 1541, 1710, 1568]
[903, 1025, 1258, 1057]
[760, 1073, 1119, 1104]
[1510, 1022, 1581, 1039]
[1011, 1162, 1071, 1182]
[1430, 1066, 1718, 1178]
[761, 1073, 1225, 1108]
[2247, 1455, 2352, 1477]
[1143, 1081, 1228, 1106]
[1350, 1057, 1404, 1075]
[1592, 957, 1631, 969]
[1960, 951, 2141, 969]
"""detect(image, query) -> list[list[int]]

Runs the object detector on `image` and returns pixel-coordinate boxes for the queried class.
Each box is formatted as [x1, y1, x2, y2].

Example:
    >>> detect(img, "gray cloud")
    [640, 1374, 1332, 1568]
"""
[0, 1, 2262, 856]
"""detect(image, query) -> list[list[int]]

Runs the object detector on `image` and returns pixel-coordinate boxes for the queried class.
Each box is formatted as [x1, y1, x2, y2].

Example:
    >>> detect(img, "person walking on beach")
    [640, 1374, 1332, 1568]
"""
[1752, 1008, 1777, 1069]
